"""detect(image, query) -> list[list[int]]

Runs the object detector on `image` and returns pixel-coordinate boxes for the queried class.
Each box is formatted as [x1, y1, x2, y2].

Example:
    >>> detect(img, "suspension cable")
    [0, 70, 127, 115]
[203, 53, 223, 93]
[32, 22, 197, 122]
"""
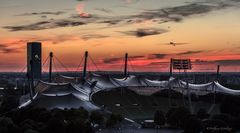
[119, 59, 124, 74]
[53, 58, 60, 74]
[42, 56, 49, 68]
[128, 58, 136, 73]
[75, 55, 85, 73]
[42, 56, 50, 74]
[54, 55, 70, 72]
[42, 61, 48, 74]
[89, 55, 100, 72]
[19, 64, 27, 73]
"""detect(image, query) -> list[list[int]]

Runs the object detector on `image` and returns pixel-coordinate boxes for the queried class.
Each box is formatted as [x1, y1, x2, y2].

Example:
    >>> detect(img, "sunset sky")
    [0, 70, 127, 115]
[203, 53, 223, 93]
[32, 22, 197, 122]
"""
[1, 0, 240, 72]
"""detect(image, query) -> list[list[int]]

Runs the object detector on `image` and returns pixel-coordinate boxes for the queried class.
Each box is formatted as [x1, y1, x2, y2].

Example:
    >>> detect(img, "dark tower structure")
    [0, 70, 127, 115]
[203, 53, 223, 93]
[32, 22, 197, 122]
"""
[216, 65, 220, 81]
[124, 53, 128, 77]
[49, 52, 53, 83]
[170, 58, 173, 77]
[27, 42, 42, 79]
[83, 51, 88, 79]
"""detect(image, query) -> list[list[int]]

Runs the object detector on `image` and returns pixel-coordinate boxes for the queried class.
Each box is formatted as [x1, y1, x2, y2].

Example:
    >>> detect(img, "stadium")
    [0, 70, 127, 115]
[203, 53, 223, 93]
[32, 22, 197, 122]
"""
[18, 43, 240, 123]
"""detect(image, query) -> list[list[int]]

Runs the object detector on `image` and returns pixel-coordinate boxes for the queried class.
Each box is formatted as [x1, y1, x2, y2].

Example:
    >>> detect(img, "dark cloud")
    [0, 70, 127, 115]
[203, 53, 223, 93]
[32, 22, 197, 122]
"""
[81, 34, 109, 40]
[194, 59, 210, 63]
[215, 59, 240, 66]
[41, 35, 80, 44]
[0, 44, 19, 53]
[4, 0, 239, 32]
[135, 2, 230, 22]
[164, 3, 222, 17]
[100, 1, 234, 26]
[149, 58, 240, 68]
[148, 61, 169, 66]
[5, 39, 29, 45]
[16, 11, 65, 16]
[4, 33, 107, 46]
[1, 35, 80, 49]
[0, 39, 29, 52]
[230, 0, 240, 2]
[69, 13, 101, 21]
[102, 53, 168, 65]
[99, 19, 122, 25]
[103, 57, 122, 64]
[121, 28, 168, 37]
[54, 20, 85, 27]
[147, 54, 167, 59]
[103, 54, 167, 64]
[4, 11, 102, 31]
[129, 55, 145, 59]
[95, 8, 113, 13]
[103, 55, 145, 64]
[176, 51, 203, 55]
[194, 59, 240, 66]
[3, 20, 86, 31]
[41, 15, 47, 18]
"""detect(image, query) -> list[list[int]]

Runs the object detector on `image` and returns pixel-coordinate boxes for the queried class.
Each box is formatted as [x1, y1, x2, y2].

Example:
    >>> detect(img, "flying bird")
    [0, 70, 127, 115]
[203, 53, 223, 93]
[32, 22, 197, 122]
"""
[160, 42, 188, 46]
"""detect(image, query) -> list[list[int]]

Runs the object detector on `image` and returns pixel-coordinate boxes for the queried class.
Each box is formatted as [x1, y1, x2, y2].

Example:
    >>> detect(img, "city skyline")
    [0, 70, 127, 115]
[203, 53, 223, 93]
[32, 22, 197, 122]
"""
[1, 0, 240, 72]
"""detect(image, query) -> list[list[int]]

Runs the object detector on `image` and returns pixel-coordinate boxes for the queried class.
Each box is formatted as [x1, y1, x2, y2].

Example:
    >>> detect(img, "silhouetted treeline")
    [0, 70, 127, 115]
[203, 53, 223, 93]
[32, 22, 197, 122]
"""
[152, 106, 240, 133]
[0, 105, 123, 133]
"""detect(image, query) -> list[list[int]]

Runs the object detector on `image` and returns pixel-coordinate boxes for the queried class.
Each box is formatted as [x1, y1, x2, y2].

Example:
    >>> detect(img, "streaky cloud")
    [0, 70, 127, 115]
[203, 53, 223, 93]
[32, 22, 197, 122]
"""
[0, 44, 20, 53]
[147, 54, 167, 59]
[16, 11, 65, 16]
[103, 55, 145, 64]
[4, 0, 240, 32]
[81, 34, 109, 40]
[194, 59, 240, 66]
[103, 57, 123, 64]
[95, 8, 113, 13]
[121, 28, 168, 37]
[215, 59, 240, 66]
[176, 50, 203, 55]
[3, 20, 86, 31]
[101, 1, 236, 26]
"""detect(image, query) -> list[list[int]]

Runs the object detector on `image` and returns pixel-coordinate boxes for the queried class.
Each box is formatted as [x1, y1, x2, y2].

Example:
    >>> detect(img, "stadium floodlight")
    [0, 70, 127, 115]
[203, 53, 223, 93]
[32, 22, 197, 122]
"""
[172, 59, 192, 70]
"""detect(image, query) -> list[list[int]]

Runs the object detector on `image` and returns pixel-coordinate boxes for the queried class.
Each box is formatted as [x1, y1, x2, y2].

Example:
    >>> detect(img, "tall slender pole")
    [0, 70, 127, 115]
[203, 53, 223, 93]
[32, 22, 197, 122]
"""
[168, 58, 173, 107]
[124, 53, 128, 77]
[49, 52, 53, 83]
[216, 65, 220, 82]
[210, 65, 220, 113]
[30, 60, 34, 100]
[170, 58, 173, 77]
[83, 51, 88, 79]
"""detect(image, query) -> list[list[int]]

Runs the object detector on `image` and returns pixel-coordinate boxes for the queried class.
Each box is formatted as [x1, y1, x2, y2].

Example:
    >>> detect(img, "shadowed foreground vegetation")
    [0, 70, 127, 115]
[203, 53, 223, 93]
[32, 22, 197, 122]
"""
[0, 104, 123, 133]
[93, 88, 240, 133]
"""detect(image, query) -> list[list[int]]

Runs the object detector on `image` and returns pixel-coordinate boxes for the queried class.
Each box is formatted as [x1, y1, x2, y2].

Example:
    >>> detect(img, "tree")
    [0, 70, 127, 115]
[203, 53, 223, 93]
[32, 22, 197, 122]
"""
[0, 117, 19, 133]
[154, 110, 165, 126]
[182, 115, 202, 133]
[47, 117, 66, 133]
[220, 96, 240, 117]
[106, 113, 123, 128]
[66, 119, 92, 133]
[24, 129, 39, 133]
[166, 107, 190, 128]
[90, 111, 104, 125]
[197, 108, 209, 120]
[0, 96, 19, 113]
